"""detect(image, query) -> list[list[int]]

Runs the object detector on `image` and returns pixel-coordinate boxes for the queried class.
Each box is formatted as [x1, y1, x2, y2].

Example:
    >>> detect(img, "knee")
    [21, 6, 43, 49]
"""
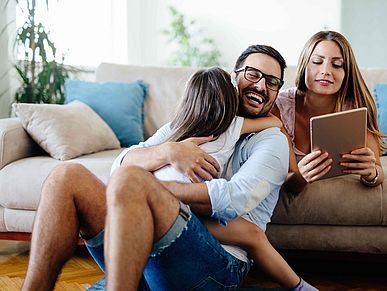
[46, 163, 88, 183]
[41, 163, 89, 199]
[106, 166, 155, 205]
[110, 165, 153, 187]
[246, 226, 269, 250]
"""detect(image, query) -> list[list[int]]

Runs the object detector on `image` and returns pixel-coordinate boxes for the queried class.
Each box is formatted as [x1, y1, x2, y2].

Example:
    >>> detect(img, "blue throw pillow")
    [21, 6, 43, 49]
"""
[65, 79, 148, 147]
[374, 83, 387, 155]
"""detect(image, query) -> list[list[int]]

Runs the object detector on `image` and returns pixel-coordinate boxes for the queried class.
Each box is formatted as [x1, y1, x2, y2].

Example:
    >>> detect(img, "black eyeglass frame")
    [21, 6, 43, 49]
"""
[234, 66, 284, 91]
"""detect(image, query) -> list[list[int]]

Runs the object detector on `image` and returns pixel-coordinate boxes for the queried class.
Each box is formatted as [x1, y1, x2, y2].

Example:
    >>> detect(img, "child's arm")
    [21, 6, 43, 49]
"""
[205, 217, 300, 289]
[240, 113, 282, 135]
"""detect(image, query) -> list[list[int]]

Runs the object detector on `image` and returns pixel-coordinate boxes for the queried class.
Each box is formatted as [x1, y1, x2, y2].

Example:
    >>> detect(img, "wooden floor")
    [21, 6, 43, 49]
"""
[0, 240, 103, 290]
[1, 240, 387, 290]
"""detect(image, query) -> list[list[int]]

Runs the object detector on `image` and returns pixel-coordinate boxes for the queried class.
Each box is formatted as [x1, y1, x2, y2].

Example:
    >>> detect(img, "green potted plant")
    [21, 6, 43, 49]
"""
[6, 0, 76, 104]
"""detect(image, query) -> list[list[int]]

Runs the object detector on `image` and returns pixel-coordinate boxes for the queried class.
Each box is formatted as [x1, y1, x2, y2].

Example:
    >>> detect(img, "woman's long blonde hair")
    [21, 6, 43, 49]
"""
[295, 30, 386, 153]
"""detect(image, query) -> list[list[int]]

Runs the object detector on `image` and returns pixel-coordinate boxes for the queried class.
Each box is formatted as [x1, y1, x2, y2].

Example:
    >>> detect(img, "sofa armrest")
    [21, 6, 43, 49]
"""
[0, 118, 43, 170]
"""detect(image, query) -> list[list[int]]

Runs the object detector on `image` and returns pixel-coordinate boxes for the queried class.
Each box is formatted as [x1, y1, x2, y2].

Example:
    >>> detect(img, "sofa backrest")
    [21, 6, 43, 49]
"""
[95, 63, 387, 138]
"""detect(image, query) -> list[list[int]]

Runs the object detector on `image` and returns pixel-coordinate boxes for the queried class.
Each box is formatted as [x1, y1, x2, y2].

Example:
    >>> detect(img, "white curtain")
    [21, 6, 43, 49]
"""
[0, 1, 16, 118]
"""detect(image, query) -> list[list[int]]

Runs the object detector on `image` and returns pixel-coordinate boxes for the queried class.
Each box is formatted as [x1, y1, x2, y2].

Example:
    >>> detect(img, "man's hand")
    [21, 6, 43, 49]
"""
[166, 136, 220, 182]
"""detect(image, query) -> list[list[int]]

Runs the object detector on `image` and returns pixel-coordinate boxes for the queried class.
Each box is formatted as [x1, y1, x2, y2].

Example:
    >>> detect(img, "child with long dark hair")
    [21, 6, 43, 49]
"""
[153, 67, 281, 183]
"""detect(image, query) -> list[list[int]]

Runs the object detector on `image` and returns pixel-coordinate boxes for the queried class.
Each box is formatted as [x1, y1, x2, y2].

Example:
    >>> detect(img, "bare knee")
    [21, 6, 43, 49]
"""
[106, 166, 157, 206]
[109, 166, 155, 191]
[252, 227, 268, 242]
[47, 163, 89, 181]
[241, 225, 269, 251]
[41, 163, 90, 200]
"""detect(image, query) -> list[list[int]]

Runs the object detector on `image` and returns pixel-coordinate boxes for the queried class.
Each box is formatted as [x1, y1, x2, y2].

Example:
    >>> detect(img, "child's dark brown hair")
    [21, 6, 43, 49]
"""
[169, 67, 238, 142]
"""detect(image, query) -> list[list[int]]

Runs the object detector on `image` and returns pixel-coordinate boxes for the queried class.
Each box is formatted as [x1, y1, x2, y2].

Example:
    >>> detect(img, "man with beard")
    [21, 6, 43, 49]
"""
[22, 45, 289, 290]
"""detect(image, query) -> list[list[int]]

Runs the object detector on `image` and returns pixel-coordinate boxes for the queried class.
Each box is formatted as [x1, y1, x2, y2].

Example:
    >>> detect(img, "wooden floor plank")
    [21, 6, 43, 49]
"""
[0, 276, 21, 290]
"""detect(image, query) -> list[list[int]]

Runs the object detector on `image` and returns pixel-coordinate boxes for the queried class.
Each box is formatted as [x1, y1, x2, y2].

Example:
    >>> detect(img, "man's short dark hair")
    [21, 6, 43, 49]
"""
[234, 45, 287, 79]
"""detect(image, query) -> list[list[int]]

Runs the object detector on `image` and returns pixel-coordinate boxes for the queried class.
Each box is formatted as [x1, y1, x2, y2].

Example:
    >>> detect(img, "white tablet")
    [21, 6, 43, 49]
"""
[310, 107, 367, 180]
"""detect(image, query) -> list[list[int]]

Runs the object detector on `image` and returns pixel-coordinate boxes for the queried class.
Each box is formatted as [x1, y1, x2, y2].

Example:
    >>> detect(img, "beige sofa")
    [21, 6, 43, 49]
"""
[1, 63, 387, 255]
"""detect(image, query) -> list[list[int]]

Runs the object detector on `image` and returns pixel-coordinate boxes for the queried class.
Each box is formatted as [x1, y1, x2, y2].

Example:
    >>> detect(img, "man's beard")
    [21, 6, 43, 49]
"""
[238, 93, 275, 118]
[238, 102, 272, 118]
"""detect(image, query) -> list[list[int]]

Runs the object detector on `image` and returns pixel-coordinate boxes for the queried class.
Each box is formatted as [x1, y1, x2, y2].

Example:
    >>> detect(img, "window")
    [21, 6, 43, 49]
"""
[15, 0, 128, 67]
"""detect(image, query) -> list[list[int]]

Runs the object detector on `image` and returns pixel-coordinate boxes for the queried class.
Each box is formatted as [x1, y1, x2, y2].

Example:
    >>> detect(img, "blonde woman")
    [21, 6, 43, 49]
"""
[273, 30, 386, 193]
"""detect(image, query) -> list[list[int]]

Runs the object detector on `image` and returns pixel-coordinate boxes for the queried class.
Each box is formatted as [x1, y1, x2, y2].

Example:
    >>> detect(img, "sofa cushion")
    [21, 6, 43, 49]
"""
[374, 83, 387, 155]
[267, 225, 387, 254]
[0, 149, 123, 210]
[3, 209, 36, 232]
[65, 79, 148, 147]
[271, 174, 385, 226]
[12, 101, 120, 160]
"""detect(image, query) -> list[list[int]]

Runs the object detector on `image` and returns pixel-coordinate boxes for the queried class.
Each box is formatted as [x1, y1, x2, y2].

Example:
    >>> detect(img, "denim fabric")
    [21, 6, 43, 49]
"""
[150, 202, 191, 257]
[85, 202, 250, 290]
[85, 230, 105, 272]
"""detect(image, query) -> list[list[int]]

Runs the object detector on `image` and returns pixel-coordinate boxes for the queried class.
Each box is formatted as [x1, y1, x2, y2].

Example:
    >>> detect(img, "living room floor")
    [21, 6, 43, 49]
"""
[244, 250, 387, 290]
[1, 240, 386, 290]
[0, 240, 103, 290]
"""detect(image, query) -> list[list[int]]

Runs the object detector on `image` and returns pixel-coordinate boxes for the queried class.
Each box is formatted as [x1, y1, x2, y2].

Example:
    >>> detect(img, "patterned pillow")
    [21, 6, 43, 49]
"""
[13, 101, 120, 160]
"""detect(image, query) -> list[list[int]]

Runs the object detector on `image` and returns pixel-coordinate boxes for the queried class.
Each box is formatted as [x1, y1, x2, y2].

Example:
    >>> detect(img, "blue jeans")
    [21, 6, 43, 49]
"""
[85, 202, 250, 290]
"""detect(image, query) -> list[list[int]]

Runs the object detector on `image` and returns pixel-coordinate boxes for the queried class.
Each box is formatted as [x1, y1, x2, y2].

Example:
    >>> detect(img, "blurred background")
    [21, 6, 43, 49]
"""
[1, 0, 387, 117]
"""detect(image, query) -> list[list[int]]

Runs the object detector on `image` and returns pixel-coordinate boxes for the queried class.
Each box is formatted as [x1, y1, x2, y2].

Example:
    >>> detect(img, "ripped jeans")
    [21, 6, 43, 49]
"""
[85, 202, 250, 290]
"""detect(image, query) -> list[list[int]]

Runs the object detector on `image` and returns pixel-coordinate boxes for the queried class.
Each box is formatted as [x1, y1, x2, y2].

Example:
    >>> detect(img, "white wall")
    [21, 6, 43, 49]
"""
[341, 0, 387, 68]
[126, 0, 170, 66]
[126, 0, 341, 68]
[179, 0, 341, 68]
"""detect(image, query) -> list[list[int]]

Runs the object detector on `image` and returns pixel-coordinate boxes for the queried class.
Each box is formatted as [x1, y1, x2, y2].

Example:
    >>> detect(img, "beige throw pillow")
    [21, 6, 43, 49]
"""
[13, 101, 121, 160]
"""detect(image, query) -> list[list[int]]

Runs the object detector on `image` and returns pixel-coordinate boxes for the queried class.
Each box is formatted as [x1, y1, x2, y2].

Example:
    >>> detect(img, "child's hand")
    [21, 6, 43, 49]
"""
[168, 136, 220, 182]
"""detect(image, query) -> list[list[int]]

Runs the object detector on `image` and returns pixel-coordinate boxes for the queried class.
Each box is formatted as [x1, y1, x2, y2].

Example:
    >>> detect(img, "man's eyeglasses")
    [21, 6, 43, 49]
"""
[234, 66, 284, 91]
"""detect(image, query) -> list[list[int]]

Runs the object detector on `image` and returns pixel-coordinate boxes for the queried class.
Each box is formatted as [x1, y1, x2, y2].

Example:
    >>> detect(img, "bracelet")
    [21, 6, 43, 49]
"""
[361, 168, 379, 186]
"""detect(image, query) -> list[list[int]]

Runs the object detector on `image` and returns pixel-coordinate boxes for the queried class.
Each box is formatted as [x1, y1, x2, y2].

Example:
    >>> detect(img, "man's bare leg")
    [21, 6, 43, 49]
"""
[22, 163, 107, 291]
[105, 166, 180, 291]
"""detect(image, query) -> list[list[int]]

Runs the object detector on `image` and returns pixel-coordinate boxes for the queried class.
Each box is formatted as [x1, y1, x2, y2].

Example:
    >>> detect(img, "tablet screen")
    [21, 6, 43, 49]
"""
[310, 107, 367, 180]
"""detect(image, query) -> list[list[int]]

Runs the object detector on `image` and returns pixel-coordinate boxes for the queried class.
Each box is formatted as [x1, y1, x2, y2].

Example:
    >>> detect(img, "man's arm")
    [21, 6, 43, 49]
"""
[112, 123, 220, 181]
[206, 128, 289, 224]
